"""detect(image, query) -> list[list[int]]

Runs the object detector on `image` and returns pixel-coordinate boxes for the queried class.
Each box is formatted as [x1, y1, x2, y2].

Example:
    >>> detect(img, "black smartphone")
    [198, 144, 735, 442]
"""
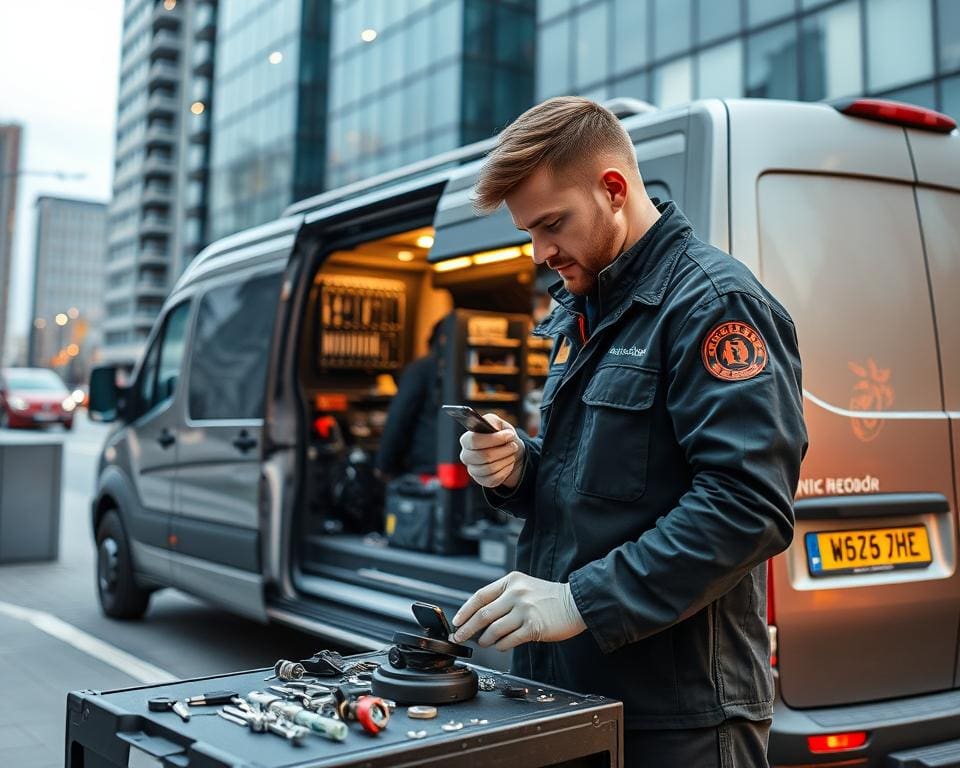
[412, 601, 455, 636]
[441, 404, 498, 434]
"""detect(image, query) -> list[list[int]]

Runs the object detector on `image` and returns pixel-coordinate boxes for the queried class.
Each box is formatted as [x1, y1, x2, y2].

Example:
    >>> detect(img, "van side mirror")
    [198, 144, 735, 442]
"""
[89, 366, 127, 423]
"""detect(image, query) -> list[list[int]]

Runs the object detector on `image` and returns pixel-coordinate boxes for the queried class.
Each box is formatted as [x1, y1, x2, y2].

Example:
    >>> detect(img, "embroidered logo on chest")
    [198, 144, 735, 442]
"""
[608, 345, 647, 358]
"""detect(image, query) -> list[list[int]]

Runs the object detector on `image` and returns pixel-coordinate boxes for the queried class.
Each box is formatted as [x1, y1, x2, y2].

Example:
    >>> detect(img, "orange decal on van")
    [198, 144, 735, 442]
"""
[701, 321, 768, 381]
[848, 359, 894, 442]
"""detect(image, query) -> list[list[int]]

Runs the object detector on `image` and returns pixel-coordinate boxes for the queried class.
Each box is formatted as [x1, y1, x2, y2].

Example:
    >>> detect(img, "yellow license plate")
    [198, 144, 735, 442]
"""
[805, 526, 932, 576]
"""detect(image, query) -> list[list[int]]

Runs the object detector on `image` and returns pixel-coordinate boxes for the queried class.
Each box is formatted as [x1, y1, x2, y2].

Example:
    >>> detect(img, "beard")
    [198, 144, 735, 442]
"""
[555, 208, 622, 296]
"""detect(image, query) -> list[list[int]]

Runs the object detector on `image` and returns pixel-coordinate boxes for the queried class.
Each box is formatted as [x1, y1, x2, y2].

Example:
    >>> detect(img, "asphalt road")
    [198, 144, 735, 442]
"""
[0, 411, 342, 767]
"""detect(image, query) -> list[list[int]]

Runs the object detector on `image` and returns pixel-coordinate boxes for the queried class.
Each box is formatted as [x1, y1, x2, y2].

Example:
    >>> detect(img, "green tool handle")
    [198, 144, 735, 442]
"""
[274, 701, 348, 742]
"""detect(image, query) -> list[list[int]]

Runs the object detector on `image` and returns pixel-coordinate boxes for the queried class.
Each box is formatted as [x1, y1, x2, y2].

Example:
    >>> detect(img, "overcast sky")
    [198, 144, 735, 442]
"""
[1, 0, 123, 357]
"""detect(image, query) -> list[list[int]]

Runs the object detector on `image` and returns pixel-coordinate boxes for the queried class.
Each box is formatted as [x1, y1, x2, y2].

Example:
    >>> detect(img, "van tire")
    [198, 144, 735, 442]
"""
[96, 510, 150, 619]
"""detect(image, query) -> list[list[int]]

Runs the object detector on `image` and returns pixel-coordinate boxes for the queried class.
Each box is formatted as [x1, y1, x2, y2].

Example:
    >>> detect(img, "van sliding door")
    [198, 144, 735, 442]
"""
[171, 267, 284, 621]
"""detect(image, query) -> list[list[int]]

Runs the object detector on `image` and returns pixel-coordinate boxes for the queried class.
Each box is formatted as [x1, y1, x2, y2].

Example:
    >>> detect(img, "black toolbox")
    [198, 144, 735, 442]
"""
[65, 653, 623, 767]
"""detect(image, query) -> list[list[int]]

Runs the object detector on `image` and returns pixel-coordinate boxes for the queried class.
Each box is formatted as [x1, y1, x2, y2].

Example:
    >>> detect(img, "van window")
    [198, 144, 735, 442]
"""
[916, 187, 960, 410]
[136, 301, 191, 418]
[757, 173, 941, 411]
[188, 272, 283, 421]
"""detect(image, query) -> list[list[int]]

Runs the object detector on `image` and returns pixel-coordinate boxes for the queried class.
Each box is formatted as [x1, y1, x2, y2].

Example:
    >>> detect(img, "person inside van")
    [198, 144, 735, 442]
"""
[453, 97, 807, 766]
[375, 316, 448, 479]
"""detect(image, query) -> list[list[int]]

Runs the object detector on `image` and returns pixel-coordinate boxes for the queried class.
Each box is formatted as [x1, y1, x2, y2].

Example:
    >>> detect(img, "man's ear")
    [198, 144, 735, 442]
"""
[600, 169, 628, 212]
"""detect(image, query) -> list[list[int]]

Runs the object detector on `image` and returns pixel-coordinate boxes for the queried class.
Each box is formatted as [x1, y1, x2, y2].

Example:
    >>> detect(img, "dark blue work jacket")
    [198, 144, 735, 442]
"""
[486, 201, 807, 730]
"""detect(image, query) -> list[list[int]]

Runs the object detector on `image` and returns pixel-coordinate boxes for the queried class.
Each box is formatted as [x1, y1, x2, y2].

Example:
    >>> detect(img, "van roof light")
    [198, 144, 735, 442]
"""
[832, 98, 956, 134]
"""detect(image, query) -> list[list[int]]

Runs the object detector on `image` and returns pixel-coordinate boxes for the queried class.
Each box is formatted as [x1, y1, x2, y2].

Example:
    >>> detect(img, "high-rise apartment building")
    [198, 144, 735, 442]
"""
[28, 196, 107, 385]
[206, 0, 332, 241]
[104, 0, 184, 363]
[104, 0, 218, 363]
[173, 0, 219, 278]
[0, 124, 22, 368]
[325, 0, 535, 189]
[536, 0, 960, 118]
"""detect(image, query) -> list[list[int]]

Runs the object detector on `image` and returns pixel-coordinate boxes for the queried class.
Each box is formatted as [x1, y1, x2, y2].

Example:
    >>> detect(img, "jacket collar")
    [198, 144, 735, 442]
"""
[535, 200, 692, 336]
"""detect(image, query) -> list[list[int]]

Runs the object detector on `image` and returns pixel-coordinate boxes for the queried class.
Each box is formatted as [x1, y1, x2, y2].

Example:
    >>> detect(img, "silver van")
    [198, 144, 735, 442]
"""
[88, 97, 960, 766]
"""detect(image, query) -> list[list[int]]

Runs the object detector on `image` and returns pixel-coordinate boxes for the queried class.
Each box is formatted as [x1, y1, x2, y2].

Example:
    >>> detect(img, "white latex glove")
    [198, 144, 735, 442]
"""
[458, 413, 525, 489]
[451, 571, 587, 651]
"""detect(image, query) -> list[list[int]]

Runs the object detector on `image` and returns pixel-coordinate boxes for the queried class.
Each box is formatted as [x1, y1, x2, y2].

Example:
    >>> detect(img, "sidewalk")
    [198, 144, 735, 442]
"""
[0, 608, 139, 768]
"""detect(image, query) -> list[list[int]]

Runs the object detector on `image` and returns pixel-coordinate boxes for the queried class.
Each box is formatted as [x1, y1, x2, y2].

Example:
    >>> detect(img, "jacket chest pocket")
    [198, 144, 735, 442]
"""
[574, 365, 658, 502]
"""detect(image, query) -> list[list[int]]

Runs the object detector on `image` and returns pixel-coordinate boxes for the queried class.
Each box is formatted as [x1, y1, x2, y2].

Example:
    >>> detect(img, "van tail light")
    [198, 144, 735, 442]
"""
[767, 559, 778, 668]
[833, 98, 957, 133]
[807, 732, 868, 754]
[438, 462, 469, 489]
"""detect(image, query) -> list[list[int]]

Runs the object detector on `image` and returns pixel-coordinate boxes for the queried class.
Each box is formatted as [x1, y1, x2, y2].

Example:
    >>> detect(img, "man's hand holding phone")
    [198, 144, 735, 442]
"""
[457, 412, 525, 490]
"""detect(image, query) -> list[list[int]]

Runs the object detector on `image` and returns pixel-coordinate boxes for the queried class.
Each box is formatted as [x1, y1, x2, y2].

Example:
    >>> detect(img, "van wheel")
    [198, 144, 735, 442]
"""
[96, 510, 150, 619]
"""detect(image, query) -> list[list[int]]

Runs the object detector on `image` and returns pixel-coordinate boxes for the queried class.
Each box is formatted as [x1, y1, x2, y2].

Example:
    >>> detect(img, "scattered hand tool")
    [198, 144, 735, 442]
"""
[184, 690, 238, 707]
[147, 696, 191, 722]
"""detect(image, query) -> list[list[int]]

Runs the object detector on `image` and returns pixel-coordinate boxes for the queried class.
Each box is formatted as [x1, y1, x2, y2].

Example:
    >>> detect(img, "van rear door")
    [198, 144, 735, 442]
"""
[908, 126, 960, 686]
[728, 99, 960, 708]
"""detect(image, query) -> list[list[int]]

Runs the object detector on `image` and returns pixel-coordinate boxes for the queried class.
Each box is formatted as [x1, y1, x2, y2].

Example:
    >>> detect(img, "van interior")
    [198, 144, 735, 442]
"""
[293, 224, 554, 608]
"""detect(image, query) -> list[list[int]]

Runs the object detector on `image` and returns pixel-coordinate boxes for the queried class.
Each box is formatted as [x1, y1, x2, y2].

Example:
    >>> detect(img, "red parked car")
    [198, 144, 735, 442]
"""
[0, 367, 77, 430]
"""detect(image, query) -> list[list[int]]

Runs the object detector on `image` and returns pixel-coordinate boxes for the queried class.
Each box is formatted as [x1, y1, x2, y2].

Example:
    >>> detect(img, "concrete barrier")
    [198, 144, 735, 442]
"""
[0, 432, 63, 562]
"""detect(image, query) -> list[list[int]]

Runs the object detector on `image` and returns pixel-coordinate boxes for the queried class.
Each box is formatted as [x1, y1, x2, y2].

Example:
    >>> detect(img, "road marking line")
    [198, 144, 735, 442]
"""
[0, 600, 177, 684]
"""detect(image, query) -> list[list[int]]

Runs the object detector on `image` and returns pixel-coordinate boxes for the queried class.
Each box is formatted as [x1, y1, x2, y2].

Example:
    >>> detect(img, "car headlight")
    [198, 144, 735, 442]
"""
[61, 397, 77, 412]
[71, 389, 85, 405]
[8, 397, 28, 411]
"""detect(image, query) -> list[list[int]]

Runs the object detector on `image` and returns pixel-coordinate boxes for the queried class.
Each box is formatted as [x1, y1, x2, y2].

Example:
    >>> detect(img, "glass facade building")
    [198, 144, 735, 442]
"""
[536, 0, 960, 119]
[206, 0, 332, 241]
[326, 0, 535, 189]
[29, 197, 107, 383]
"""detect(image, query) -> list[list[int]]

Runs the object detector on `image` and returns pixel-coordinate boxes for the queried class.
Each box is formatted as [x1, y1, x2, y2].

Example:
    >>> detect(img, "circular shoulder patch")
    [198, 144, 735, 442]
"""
[701, 321, 768, 381]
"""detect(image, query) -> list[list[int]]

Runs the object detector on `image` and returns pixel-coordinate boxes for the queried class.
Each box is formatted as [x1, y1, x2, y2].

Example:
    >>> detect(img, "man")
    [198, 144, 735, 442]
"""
[453, 97, 806, 766]
[377, 317, 447, 478]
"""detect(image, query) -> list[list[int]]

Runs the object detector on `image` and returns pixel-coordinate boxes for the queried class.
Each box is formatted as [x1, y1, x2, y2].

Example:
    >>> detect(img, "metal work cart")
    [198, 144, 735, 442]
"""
[65, 655, 623, 767]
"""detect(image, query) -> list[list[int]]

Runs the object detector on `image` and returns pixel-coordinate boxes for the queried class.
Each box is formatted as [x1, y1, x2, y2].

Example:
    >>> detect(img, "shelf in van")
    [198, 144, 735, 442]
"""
[469, 394, 520, 403]
[467, 337, 521, 349]
[468, 366, 520, 376]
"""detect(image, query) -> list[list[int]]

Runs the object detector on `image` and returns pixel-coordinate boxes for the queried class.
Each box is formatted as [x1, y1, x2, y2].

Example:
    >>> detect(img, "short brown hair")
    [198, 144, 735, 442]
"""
[473, 96, 637, 215]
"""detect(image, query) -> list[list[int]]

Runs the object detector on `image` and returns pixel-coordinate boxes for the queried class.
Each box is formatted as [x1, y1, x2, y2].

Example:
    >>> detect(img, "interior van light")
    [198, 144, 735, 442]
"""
[433, 257, 472, 273]
[807, 732, 868, 754]
[397, 250, 414, 262]
[833, 98, 956, 133]
[472, 247, 522, 265]
[416, 235, 435, 249]
[521, 243, 533, 257]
